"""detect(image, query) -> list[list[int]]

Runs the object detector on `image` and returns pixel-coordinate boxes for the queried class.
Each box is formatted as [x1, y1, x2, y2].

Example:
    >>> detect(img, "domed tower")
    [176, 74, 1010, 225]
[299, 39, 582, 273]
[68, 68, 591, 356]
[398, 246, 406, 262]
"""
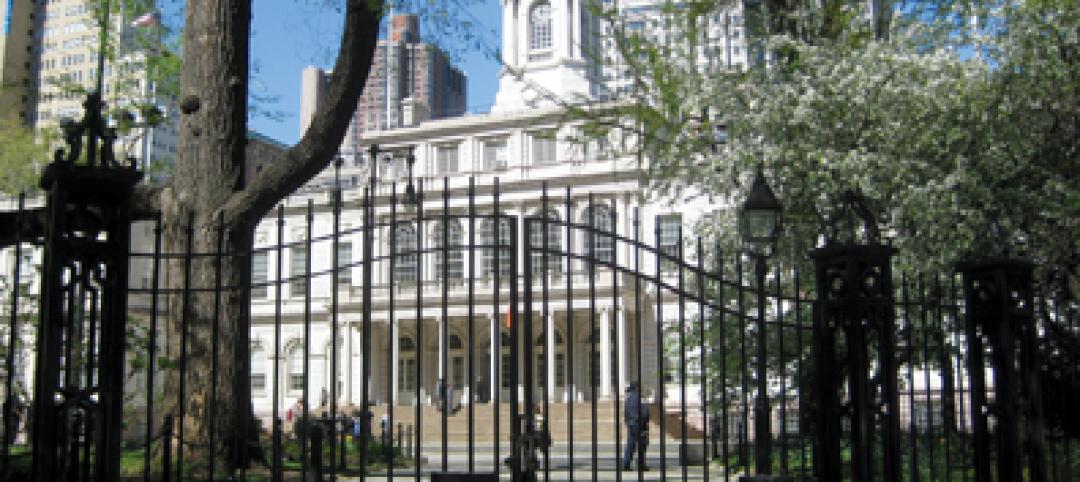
[492, 0, 600, 112]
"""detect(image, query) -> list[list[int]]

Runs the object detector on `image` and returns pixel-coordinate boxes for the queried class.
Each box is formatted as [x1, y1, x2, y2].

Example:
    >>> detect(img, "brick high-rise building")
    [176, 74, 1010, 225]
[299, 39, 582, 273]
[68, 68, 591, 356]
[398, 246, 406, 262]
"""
[301, 14, 467, 162]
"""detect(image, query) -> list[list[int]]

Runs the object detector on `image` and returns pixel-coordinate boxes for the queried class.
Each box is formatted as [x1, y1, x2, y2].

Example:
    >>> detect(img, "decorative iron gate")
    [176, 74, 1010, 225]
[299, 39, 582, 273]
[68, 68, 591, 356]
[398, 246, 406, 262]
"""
[2, 158, 1079, 481]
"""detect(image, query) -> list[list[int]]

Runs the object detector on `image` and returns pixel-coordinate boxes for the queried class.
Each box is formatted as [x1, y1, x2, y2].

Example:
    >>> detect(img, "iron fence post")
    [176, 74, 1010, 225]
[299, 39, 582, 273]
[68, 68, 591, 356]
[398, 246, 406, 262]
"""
[958, 259, 1047, 482]
[753, 255, 771, 475]
[810, 190, 900, 482]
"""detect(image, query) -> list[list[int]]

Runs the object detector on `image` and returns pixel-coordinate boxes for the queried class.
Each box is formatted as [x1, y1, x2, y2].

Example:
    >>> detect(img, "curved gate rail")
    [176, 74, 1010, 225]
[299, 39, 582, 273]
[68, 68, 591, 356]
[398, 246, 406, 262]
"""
[1, 171, 1079, 482]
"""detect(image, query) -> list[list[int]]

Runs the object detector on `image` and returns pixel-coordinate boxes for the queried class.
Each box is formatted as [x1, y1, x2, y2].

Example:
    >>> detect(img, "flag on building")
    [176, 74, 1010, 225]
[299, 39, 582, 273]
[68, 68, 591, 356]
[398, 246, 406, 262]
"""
[131, 12, 161, 28]
[504, 306, 513, 330]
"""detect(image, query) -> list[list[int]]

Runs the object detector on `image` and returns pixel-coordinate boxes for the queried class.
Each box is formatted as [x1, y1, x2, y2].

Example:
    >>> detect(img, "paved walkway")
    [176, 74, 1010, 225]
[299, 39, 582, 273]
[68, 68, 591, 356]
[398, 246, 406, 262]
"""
[340, 463, 743, 481]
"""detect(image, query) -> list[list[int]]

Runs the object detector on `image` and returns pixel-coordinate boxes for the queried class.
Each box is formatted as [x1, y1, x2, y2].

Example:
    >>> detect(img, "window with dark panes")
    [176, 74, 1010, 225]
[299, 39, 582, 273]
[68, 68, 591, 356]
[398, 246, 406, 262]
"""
[657, 214, 681, 272]
[433, 220, 464, 282]
[481, 217, 513, 279]
[586, 204, 614, 264]
[252, 251, 268, 298]
[393, 224, 418, 285]
[290, 246, 308, 298]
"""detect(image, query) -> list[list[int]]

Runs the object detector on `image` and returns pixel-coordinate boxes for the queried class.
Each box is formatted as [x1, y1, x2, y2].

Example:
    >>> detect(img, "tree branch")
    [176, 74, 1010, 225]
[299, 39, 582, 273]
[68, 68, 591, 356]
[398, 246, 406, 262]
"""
[218, 0, 384, 224]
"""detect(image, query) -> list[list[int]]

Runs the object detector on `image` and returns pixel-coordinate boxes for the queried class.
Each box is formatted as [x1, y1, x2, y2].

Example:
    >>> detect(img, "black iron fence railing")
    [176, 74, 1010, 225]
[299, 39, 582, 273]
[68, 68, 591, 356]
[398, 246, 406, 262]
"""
[0, 176, 1077, 482]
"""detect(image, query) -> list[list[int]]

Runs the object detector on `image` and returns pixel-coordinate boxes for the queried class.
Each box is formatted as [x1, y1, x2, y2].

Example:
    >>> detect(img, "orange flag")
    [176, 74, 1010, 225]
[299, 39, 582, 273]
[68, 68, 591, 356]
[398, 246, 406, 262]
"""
[504, 306, 513, 330]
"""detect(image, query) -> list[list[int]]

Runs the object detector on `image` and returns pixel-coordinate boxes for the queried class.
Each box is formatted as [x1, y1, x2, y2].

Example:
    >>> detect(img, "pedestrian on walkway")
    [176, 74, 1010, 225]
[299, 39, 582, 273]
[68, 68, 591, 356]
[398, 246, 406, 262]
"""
[622, 382, 650, 470]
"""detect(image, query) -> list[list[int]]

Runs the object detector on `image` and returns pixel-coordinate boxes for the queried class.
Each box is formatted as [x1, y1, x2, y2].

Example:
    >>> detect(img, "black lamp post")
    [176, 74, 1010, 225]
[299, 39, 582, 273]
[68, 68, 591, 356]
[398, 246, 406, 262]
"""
[738, 166, 782, 476]
[404, 146, 419, 205]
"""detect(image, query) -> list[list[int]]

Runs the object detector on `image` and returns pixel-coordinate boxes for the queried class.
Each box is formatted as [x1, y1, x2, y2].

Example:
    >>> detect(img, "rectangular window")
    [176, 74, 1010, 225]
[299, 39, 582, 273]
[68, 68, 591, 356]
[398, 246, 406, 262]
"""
[251, 356, 267, 395]
[555, 353, 566, 387]
[337, 242, 352, 285]
[452, 356, 465, 388]
[436, 144, 459, 175]
[251, 374, 266, 393]
[289, 374, 305, 391]
[913, 400, 943, 432]
[501, 353, 512, 389]
[398, 358, 416, 391]
[251, 251, 268, 298]
[290, 246, 308, 298]
[483, 139, 508, 171]
[783, 408, 800, 435]
[657, 214, 682, 272]
[531, 132, 557, 165]
[536, 354, 547, 388]
[590, 351, 601, 388]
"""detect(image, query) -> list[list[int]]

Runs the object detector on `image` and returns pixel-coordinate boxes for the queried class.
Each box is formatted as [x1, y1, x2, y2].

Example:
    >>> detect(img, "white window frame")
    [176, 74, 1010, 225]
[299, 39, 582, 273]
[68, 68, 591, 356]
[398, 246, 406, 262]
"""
[289, 246, 308, 298]
[482, 138, 509, 171]
[436, 143, 460, 175]
[530, 130, 557, 165]
[529, 2, 553, 53]
[657, 214, 682, 272]
[392, 224, 418, 285]
[433, 220, 465, 283]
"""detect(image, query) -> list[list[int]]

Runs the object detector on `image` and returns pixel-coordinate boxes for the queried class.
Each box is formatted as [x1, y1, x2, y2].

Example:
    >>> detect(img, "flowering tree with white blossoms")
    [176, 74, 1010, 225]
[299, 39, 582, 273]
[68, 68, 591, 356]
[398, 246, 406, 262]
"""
[579, 0, 1078, 280]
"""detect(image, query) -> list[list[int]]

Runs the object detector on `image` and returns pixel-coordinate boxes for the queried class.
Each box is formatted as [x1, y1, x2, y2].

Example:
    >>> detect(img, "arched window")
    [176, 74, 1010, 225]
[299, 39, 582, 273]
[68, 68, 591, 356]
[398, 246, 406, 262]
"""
[480, 217, 513, 279]
[585, 204, 614, 264]
[529, 210, 562, 276]
[392, 223, 418, 284]
[433, 220, 464, 282]
[529, 2, 553, 51]
[448, 333, 464, 350]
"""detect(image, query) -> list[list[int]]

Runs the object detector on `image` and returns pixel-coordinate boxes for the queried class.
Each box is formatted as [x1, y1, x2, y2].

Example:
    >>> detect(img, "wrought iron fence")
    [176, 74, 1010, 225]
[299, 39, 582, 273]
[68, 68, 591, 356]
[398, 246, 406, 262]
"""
[1, 172, 1078, 482]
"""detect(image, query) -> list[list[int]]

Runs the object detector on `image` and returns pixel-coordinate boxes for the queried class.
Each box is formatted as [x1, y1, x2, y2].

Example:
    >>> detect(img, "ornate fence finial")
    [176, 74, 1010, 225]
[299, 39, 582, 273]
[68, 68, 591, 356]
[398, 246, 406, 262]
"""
[824, 189, 880, 246]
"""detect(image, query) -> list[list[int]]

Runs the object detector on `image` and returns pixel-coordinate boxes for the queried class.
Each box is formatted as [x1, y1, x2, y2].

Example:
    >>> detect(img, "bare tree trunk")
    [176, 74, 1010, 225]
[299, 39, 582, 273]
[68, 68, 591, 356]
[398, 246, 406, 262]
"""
[156, 0, 383, 475]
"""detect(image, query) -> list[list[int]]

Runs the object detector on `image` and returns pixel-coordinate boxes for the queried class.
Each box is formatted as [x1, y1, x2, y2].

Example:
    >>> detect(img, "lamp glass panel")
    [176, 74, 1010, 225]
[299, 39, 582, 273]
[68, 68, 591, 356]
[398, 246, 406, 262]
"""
[744, 210, 777, 241]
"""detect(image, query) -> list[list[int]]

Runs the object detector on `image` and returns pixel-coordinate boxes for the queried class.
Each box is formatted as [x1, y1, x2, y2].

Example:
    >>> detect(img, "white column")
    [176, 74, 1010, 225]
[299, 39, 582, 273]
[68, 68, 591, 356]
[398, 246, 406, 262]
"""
[600, 308, 612, 398]
[489, 313, 499, 403]
[546, 314, 556, 399]
[390, 320, 399, 403]
[438, 316, 446, 379]
[504, 0, 518, 66]
[617, 307, 627, 395]
[346, 320, 354, 406]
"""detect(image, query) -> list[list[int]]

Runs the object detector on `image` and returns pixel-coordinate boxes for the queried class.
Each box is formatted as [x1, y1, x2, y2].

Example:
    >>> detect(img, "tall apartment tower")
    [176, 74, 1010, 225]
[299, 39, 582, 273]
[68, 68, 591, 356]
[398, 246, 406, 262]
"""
[0, 0, 37, 122]
[4, 1, 177, 174]
[301, 14, 467, 161]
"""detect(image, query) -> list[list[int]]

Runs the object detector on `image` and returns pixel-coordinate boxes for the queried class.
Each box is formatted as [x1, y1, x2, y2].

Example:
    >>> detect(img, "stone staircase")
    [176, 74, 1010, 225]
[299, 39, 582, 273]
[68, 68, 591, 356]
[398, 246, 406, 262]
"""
[368, 403, 701, 446]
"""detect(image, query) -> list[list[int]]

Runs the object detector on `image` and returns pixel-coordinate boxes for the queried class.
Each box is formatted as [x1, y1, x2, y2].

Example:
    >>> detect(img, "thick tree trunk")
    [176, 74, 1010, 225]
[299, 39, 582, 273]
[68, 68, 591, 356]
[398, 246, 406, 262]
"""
[157, 0, 383, 476]
[161, 0, 252, 475]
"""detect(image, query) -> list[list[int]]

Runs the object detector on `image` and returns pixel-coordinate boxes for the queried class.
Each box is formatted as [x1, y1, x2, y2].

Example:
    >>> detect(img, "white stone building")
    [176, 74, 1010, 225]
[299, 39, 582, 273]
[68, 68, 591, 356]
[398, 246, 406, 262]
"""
[247, 0, 750, 421]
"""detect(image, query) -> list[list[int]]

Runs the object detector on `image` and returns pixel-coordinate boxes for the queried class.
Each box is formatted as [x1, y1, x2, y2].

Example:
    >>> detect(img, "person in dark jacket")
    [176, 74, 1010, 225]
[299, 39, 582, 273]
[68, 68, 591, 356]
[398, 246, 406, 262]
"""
[622, 382, 650, 470]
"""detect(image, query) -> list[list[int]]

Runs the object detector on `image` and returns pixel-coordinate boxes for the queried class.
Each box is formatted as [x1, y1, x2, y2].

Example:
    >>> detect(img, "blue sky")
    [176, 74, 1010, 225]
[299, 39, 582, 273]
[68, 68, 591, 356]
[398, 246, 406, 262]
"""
[248, 1, 504, 145]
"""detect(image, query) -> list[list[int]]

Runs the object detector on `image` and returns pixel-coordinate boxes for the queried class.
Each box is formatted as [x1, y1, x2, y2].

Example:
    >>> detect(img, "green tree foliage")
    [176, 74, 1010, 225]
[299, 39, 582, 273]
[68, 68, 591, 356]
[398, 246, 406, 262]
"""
[0, 118, 47, 195]
[578, 0, 1079, 277]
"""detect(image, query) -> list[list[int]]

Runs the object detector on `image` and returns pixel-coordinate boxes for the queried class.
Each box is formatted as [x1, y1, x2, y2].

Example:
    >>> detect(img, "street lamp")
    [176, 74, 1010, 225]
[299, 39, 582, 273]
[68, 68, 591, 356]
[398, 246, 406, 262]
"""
[403, 146, 420, 205]
[738, 165, 782, 476]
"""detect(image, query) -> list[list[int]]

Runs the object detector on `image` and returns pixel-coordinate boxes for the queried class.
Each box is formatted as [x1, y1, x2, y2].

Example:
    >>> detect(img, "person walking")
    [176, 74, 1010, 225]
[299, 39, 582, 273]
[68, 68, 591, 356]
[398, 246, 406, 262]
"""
[622, 382, 650, 470]
[435, 378, 445, 412]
